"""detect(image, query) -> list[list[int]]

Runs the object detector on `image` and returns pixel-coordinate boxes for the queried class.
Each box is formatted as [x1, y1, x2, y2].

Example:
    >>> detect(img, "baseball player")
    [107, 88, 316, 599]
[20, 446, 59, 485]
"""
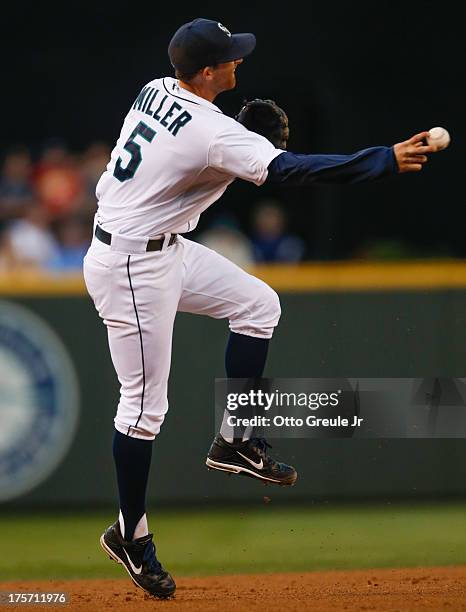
[83, 17, 436, 599]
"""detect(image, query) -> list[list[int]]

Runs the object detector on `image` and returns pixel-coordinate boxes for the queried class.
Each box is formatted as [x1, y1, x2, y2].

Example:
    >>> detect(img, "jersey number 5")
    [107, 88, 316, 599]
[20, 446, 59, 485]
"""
[113, 121, 156, 182]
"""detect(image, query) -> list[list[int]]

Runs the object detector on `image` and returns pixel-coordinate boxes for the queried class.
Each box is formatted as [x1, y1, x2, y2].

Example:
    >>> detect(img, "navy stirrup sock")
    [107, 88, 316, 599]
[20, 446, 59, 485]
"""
[224, 332, 270, 441]
[225, 332, 269, 378]
[112, 429, 152, 541]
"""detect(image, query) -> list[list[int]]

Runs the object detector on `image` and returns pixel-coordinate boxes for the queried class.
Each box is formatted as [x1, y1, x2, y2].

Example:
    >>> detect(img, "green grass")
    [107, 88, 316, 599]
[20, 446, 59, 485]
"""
[1, 502, 466, 580]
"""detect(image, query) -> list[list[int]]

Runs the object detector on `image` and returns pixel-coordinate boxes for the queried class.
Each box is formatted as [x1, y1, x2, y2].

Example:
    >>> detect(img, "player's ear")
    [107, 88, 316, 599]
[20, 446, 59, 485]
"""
[202, 66, 215, 81]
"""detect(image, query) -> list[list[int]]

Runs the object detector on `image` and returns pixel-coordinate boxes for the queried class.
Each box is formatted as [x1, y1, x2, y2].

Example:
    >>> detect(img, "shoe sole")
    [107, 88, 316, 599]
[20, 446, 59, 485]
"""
[99, 535, 175, 599]
[205, 457, 297, 486]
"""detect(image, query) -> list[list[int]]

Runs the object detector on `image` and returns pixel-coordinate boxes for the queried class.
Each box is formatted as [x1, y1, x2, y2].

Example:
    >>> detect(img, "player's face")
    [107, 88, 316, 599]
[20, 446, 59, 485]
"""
[212, 59, 243, 92]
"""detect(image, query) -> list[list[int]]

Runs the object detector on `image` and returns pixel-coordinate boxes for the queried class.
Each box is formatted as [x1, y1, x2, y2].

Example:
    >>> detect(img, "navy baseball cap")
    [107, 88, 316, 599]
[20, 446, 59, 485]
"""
[168, 18, 256, 73]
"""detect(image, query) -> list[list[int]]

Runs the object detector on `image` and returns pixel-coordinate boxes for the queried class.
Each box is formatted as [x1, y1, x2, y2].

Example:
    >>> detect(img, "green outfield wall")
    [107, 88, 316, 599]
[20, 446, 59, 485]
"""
[1, 274, 466, 507]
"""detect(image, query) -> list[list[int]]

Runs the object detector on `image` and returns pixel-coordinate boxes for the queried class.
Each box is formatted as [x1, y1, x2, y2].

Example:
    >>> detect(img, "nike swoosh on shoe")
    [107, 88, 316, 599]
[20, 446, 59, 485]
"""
[123, 548, 142, 574]
[237, 451, 263, 470]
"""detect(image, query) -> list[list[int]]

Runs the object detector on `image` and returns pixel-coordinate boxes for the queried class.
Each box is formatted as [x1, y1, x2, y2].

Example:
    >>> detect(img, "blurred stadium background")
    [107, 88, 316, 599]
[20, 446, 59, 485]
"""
[1, 0, 465, 584]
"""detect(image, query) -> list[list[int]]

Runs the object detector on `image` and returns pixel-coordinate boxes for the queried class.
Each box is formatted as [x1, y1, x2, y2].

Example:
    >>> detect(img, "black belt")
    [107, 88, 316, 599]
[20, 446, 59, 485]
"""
[95, 225, 177, 251]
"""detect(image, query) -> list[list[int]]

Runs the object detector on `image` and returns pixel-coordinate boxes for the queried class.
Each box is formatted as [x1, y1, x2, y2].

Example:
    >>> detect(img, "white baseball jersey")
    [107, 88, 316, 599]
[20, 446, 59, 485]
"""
[95, 77, 283, 237]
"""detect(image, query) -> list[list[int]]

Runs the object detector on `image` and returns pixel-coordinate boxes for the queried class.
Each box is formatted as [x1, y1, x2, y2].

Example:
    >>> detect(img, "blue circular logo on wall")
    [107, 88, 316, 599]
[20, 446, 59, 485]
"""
[0, 300, 79, 502]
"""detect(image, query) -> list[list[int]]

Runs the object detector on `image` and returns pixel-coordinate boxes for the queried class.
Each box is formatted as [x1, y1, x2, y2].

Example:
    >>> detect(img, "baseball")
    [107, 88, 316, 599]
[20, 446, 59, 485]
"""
[427, 126, 450, 151]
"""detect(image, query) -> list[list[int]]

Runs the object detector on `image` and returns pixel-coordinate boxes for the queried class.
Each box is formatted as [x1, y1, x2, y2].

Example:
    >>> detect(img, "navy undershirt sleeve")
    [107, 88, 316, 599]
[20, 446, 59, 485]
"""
[266, 147, 398, 185]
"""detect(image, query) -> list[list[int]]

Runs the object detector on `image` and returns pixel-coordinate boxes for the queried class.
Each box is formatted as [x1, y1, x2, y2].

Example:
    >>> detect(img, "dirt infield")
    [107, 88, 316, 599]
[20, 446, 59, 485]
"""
[1, 566, 465, 611]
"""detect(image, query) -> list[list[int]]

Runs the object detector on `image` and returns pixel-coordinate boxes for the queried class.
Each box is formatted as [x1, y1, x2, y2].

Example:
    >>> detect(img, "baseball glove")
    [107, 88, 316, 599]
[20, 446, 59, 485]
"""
[235, 99, 289, 149]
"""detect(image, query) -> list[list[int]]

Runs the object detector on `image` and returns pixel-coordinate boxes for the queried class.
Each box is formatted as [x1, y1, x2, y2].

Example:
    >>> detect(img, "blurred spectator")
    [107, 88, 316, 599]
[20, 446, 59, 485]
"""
[80, 142, 110, 194]
[0, 232, 15, 272]
[33, 139, 85, 219]
[0, 203, 59, 270]
[79, 142, 110, 219]
[197, 213, 254, 269]
[48, 216, 91, 271]
[251, 200, 305, 263]
[0, 147, 35, 225]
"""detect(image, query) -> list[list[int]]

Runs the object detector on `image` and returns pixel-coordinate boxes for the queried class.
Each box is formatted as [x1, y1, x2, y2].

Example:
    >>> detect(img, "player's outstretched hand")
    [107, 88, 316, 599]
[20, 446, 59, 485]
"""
[393, 132, 436, 173]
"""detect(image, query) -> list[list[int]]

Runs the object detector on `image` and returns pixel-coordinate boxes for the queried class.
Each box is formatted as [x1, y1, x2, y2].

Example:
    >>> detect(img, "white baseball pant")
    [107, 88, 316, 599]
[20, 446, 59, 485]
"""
[83, 234, 281, 439]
